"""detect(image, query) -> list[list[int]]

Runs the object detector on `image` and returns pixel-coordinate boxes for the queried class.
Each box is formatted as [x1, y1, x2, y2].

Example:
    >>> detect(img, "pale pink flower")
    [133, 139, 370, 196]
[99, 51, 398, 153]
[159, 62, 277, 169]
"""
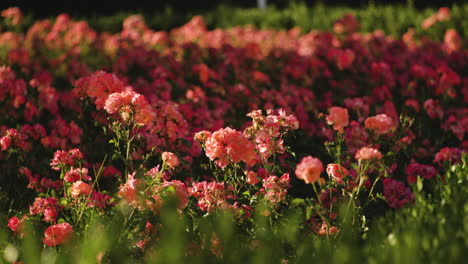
[295, 156, 324, 184]
[70, 181, 92, 198]
[364, 114, 394, 135]
[355, 147, 383, 161]
[326, 107, 349, 133]
[162, 152, 180, 168]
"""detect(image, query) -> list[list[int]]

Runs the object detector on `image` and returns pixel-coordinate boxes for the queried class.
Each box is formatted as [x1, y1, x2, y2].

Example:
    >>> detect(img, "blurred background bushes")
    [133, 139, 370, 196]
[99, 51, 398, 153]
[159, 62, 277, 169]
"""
[1, 1, 467, 39]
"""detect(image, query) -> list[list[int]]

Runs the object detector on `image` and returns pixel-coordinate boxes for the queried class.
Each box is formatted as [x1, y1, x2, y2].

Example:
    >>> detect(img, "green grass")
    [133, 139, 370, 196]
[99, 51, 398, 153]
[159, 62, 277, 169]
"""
[2, 156, 467, 263]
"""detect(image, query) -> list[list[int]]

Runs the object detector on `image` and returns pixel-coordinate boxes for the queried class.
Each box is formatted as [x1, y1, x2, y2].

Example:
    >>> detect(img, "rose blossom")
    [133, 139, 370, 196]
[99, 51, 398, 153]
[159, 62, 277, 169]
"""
[245, 171, 260, 185]
[43, 223, 74, 247]
[0, 136, 11, 151]
[355, 147, 383, 161]
[326, 106, 349, 133]
[295, 156, 324, 184]
[162, 151, 180, 168]
[70, 181, 92, 198]
[326, 164, 349, 183]
[364, 114, 394, 135]
[7, 216, 21, 234]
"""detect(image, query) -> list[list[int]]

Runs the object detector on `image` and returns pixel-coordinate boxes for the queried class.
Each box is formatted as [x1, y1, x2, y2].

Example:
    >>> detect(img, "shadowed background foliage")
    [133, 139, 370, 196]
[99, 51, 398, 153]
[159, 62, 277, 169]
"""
[0, 0, 459, 17]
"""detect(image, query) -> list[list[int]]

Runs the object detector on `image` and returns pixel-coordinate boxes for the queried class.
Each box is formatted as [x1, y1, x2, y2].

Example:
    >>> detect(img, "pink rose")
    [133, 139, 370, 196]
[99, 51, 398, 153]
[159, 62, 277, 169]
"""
[295, 156, 324, 184]
[364, 114, 394, 135]
[162, 151, 180, 168]
[245, 171, 260, 185]
[43, 223, 73, 247]
[326, 107, 349, 133]
[70, 181, 92, 198]
[355, 147, 383, 161]
[7, 216, 21, 233]
[326, 164, 349, 184]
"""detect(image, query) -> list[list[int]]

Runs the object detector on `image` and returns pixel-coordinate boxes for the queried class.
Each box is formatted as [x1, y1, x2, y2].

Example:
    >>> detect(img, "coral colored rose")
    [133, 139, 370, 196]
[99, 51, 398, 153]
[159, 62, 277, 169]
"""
[43, 223, 73, 247]
[118, 173, 144, 206]
[295, 156, 324, 184]
[204, 127, 257, 168]
[355, 147, 383, 161]
[326, 107, 349, 133]
[70, 181, 92, 198]
[135, 107, 155, 125]
[326, 164, 349, 183]
[364, 114, 394, 135]
[162, 152, 180, 168]
[444, 29, 462, 53]
[245, 171, 260, 185]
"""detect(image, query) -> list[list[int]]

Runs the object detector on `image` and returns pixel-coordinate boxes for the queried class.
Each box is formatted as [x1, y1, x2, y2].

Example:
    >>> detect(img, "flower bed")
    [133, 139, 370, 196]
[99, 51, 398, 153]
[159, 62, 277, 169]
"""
[1, 7, 467, 263]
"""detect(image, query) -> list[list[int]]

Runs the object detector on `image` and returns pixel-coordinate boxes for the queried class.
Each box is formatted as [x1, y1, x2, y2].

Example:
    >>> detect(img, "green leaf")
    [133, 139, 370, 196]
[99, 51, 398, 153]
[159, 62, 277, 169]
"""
[60, 198, 68, 206]
[291, 198, 304, 206]
[306, 207, 312, 220]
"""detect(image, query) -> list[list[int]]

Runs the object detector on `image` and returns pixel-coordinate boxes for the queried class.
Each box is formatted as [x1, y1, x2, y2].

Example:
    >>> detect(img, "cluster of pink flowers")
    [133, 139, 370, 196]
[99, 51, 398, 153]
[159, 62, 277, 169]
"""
[197, 127, 257, 168]
[50, 148, 84, 170]
[0, 128, 28, 151]
[245, 109, 299, 160]
[29, 197, 61, 223]
[104, 90, 155, 126]
[20, 166, 62, 193]
[118, 171, 189, 212]
[64, 167, 91, 182]
[189, 181, 237, 212]
[73, 71, 126, 110]
[260, 173, 291, 206]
